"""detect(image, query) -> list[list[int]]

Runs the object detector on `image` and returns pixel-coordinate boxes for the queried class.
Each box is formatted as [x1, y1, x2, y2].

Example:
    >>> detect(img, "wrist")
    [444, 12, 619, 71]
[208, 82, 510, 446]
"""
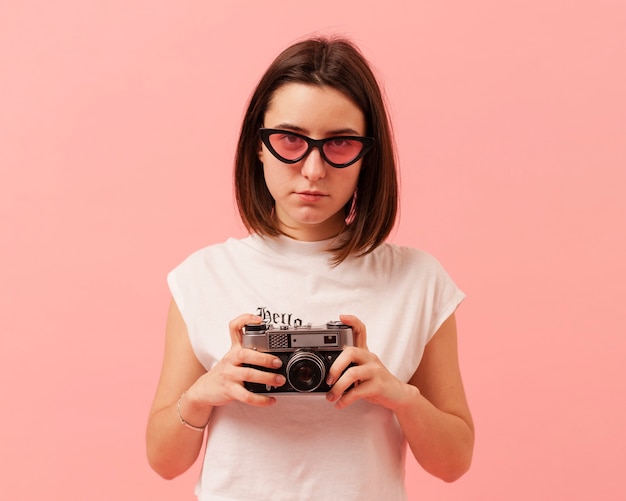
[392, 383, 422, 415]
[177, 391, 211, 432]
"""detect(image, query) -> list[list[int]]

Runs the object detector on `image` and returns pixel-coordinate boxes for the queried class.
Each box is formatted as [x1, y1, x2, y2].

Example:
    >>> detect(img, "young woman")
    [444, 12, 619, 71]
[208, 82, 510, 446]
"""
[147, 36, 474, 500]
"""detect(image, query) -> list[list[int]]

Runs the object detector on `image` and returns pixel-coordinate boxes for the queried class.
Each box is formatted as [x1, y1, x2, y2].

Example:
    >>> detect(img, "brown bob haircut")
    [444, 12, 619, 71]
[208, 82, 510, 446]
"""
[234, 36, 398, 265]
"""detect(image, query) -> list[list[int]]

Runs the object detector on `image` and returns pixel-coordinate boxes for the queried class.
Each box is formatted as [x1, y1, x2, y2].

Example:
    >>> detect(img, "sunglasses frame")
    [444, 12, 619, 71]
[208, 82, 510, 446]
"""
[259, 128, 375, 169]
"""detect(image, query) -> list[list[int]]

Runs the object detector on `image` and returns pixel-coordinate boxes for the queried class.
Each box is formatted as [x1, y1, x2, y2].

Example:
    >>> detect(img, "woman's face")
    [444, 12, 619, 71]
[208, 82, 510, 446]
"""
[259, 83, 366, 242]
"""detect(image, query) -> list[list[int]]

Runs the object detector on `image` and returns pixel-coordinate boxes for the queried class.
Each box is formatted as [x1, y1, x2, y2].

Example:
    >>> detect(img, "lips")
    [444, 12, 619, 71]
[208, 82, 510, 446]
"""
[296, 190, 327, 202]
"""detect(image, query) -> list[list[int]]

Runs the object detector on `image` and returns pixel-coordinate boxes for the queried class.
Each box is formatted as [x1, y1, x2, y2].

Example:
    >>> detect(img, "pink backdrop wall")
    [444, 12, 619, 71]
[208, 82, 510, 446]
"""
[1, 1, 625, 499]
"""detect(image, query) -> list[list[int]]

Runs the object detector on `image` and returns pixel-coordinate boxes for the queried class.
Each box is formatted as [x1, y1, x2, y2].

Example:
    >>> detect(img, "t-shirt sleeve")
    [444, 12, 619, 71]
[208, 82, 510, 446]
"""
[422, 253, 465, 344]
[166, 251, 218, 370]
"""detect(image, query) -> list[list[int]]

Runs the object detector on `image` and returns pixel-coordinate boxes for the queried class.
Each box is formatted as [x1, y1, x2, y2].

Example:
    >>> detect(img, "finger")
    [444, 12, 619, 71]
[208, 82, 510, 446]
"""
[326, 362, 364, 399]
[229, 383, 278, 407]
[229, 314, 263, 346]
[339, 314, 368, 349]
[331, 381, 371, 410]
[234, 364, 286, 389]
[325, 346, 363, 386]
[232, 347, 283, 370]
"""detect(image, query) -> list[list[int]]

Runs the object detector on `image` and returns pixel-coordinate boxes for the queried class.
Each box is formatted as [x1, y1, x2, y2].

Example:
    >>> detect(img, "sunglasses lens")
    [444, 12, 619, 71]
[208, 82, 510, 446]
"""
[322, 138, 366, 166]
[267, 132, 309, 161]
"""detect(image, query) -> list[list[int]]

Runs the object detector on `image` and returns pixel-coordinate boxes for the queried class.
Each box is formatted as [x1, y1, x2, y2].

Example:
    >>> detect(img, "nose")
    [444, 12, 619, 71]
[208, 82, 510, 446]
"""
[300, 147, 327, 181]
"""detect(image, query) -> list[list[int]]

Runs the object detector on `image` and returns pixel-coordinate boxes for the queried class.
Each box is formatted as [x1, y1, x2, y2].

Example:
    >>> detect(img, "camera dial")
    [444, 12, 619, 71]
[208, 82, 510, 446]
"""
[326, 321, 350, 329]
[244, 323, 268, 332]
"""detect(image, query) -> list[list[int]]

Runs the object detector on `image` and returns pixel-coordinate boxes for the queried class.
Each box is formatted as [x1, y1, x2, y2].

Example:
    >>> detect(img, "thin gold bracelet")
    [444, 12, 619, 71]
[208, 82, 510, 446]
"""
[177, 392, 208, 432]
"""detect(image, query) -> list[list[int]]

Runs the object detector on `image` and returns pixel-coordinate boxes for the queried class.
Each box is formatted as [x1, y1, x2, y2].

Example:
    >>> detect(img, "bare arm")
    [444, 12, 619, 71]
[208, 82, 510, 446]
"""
[146, 299, 210, 479]
[326, 314, 474, 482]
[396, 314, 474, 481]
[146, 300, 286, 479]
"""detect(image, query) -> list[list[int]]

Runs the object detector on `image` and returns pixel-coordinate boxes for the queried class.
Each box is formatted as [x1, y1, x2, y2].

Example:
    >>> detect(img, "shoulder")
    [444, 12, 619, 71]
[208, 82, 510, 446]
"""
[166, 237, 253, 292]
[362, 243, 461, 299]
[171, 236, 255, 271]
[373, 243, 466, 331]
[367, 242, 446, 274]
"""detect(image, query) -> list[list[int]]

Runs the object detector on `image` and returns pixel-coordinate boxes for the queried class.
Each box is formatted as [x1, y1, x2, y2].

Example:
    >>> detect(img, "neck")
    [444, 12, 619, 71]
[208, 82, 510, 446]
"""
[276, 218, 346, 242]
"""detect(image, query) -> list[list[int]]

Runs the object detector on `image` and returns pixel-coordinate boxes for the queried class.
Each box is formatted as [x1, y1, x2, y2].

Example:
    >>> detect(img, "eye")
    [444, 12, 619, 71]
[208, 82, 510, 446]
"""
[275, 133, 306, 150]
[328, 138, 349, 148]
[324, 137, 362, 153]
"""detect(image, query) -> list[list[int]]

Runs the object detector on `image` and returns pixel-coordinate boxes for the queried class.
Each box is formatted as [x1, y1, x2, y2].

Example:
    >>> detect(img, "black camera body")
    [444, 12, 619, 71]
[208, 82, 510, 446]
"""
[242, 321, 353, 393]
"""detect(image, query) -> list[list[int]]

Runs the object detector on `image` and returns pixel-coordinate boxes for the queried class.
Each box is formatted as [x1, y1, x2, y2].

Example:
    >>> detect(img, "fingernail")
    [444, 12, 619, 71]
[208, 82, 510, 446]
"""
[326, 376, 334, 386]
[272, 358, 282, 368]
[326, 393, 335, 402]
[275, 375, 286, 386]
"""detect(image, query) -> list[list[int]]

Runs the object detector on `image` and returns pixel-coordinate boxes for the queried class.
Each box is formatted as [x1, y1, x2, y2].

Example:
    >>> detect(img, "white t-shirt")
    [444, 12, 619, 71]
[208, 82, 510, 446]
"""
[168, 234, 464, 500]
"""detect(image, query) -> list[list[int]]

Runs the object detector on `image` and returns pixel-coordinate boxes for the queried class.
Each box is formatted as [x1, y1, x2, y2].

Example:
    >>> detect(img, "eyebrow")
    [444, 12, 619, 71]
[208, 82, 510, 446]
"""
[273, 123, 362, 136]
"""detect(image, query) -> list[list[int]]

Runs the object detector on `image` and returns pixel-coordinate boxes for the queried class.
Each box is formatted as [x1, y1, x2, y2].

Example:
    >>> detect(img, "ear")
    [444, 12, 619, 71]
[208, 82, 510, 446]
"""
[257, 140, 265, 164]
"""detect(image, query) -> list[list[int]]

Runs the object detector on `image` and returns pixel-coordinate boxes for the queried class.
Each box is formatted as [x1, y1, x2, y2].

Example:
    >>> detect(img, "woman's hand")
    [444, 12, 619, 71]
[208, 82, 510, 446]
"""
[328, 313, 474, 481]
[185, 314, 286, 411]
[324, 314, 414, 410]
[147, 306, 287, 479]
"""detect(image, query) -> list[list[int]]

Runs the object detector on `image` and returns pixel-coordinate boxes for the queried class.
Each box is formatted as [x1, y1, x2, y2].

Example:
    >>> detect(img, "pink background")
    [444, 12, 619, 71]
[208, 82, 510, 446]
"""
[1, 1, 625, 499]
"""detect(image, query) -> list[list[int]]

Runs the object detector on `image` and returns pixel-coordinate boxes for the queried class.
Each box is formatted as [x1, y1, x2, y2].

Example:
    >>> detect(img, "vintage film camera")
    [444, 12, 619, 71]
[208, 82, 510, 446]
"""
[242, 321, 353, 393]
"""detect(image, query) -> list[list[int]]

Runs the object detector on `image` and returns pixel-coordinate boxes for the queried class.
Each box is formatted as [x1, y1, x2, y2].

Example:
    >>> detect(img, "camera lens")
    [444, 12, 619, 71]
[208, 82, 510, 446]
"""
[286, 351, 325, 392]
[295, 365, 315, 386]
